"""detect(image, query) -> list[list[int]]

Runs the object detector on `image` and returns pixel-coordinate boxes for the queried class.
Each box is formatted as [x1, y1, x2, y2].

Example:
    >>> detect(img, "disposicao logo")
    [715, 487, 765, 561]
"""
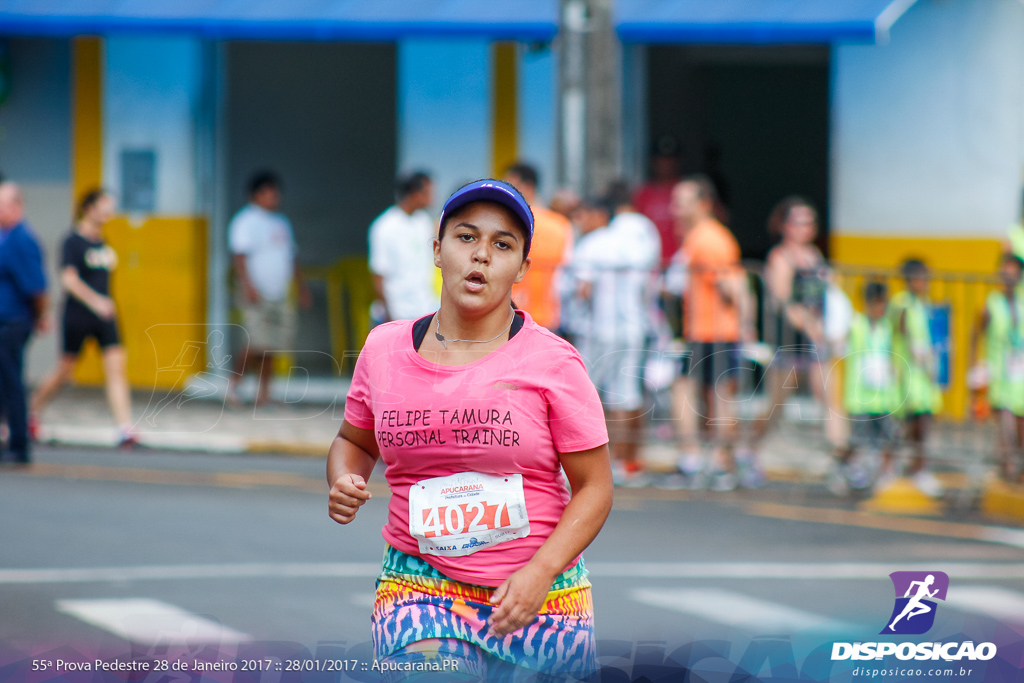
[881, 571, 948, 635]
[831, 570, 998, 663]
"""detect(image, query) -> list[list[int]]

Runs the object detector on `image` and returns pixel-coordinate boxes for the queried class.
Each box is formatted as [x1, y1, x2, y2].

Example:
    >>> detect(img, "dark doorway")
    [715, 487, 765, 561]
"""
[647, 45, 830, 260]
[226, 42, 397, 373]
[226, 42, 397, 261]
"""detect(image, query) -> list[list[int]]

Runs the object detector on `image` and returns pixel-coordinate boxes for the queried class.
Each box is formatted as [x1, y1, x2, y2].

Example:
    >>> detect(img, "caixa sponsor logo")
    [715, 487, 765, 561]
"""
[831, 641, 996, 662]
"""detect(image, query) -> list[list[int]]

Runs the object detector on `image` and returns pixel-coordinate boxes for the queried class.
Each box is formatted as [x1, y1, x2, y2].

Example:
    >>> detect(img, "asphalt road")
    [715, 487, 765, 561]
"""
[3, 446, 1024, 681]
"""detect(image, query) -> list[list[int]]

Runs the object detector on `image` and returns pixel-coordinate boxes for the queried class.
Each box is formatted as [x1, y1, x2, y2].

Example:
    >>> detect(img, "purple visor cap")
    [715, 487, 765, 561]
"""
[439, 179, 535, 257]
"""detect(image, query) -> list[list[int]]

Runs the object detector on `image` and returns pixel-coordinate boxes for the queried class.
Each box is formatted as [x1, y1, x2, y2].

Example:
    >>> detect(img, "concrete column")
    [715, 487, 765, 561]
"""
[557, 0, 623, 196]
[558, 0, 586, 195]
[583, 0, 621, 195]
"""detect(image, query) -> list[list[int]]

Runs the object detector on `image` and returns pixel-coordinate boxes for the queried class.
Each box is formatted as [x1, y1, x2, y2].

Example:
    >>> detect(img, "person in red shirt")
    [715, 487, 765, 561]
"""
[633, 136, 683, 267]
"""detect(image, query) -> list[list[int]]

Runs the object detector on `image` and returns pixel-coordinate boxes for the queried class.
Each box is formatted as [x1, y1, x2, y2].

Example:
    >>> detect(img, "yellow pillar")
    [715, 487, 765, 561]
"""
[70, 37, 106, 384]
[72, 37, 103, 208]
[491, 42, 518, 179]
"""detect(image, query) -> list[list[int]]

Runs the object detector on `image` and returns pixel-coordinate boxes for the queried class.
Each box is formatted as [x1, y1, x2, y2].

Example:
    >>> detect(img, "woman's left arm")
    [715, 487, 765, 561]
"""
[488, 444, 613, 636]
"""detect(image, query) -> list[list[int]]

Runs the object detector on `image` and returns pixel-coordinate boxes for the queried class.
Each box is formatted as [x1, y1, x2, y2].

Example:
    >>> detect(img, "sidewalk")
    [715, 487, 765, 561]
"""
[31, 383, 1024, 525]
[35, 380, 349, 456]
[35, 382, 836, 474]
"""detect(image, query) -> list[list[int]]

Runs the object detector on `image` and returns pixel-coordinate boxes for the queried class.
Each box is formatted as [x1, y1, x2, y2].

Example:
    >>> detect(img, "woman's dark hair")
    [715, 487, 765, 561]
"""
[767, 196, 817, 239]
[76, 188, 109, 221]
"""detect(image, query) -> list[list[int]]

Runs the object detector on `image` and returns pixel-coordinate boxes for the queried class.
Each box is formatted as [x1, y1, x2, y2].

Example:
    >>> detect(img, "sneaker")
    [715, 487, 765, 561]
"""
[826, 462, 850, 496]
[612, 462, 653, 488]
[708, 470, 737, 492]
[620, 470, 654, 488]
[118, 434, 140, 451]
[913, 470, 944, 498]
[654, 473, 689, 491]
[735, 449, 764, 489]
[872, 466, 900, 493]
[677, 451, 704, 476]
[739, 463, 765, 489]
[675, 450, 706, 489]
[686, 471, 708, 490]
[845, 460, 872, 490]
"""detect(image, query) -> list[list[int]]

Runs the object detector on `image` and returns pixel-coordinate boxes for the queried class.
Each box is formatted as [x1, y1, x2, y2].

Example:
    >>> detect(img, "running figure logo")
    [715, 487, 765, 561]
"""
[881, 571, 949, 635]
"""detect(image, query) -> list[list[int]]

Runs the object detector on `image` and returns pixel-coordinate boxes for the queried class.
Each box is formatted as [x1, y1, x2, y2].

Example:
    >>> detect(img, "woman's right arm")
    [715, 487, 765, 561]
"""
[327, 420, 381, 525]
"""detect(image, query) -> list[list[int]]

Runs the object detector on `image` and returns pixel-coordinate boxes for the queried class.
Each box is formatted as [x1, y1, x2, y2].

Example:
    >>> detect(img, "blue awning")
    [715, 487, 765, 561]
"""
[616, 0, 918, 44]
[0, 0, 558, 41]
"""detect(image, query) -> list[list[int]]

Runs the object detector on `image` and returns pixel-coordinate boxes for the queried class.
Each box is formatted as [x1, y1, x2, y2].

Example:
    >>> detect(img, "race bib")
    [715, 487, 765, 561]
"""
[408, 472, 530, 557]
[863, 352, 892, 390]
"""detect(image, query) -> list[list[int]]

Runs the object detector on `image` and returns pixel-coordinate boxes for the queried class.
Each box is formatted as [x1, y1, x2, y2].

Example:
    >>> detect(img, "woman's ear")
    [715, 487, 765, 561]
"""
[514, 255, 532, 284]
[433, 237, 441, 268]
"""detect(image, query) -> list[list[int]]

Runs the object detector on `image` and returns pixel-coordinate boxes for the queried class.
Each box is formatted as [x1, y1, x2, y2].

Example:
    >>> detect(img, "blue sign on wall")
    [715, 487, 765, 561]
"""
[929, 304, 950, 388]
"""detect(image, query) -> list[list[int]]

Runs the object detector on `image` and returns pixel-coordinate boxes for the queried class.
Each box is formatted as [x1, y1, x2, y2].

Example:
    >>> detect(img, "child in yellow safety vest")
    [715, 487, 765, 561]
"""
[970, 254, 1024, 482]
[889, 259, 944, 498]
[830, 281, 902, 495]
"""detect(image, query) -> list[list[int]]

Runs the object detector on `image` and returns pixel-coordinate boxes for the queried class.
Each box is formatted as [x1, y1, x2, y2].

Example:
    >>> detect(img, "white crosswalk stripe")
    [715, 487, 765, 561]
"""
[944, 586, 1024, 631]
[631, 588, 859, 633]
[55, 598, 251, 647]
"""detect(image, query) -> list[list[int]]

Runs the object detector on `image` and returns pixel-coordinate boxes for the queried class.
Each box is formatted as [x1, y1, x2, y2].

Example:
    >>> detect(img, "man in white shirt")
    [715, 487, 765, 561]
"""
[570, 184, 661, 486]
[368, 171, 439, 322]
[228, 171, 311, 407]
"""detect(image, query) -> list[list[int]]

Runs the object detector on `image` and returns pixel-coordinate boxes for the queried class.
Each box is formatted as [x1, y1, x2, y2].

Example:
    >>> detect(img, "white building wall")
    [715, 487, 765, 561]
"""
[398, 39, 491, 214]
[518, 44, 558, 203]
[104, 36, 202, 216]
[832, 0, 1024, 237]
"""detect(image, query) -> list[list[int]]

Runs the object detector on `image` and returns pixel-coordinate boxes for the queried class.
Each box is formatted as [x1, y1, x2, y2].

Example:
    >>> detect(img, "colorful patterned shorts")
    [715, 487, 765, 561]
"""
[372, 545, 596, 681]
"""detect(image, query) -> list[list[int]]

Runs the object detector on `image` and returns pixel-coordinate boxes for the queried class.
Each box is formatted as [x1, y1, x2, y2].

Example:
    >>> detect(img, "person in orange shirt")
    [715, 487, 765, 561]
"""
[505, 163, 573, 331]
[669, 175, 751, 491]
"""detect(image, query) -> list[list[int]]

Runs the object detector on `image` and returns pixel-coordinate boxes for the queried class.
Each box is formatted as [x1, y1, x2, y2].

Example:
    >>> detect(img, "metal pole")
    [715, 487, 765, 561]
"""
[559, 0, 587, 195]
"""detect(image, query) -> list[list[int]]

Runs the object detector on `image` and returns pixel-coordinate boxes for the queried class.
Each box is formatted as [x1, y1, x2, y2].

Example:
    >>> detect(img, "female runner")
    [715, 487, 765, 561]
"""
[747, 197, 844, 482]
[327, 180, 613, 680]
[30, 189, 136, 447]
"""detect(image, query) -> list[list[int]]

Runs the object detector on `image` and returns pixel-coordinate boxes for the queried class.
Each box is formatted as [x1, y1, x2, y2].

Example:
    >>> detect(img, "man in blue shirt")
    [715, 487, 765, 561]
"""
[0, 182, 48, 464]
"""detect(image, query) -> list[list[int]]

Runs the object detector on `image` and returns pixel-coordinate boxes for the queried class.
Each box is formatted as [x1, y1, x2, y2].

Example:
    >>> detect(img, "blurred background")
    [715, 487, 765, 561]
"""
[4, 1, 1024, 679]
[2, 0, 1020, 390]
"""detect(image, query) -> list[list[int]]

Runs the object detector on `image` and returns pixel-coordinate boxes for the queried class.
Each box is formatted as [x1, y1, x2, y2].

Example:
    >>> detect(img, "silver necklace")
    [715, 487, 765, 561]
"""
[434, 306, 515, 350]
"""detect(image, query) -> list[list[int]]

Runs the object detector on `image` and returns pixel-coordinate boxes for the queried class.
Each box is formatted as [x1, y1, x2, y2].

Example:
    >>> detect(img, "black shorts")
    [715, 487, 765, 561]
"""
[63, 312, 120, 354]
[688, 341, 740, 387]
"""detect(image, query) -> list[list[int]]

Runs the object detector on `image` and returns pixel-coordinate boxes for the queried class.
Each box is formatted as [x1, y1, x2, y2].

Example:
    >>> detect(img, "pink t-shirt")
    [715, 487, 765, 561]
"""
[344, 310, 609, 586]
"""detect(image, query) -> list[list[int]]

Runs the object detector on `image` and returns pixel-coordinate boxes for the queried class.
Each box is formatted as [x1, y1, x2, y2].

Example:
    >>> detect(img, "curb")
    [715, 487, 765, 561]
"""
[858, 477, 943, 516]
[37, 426, 328, 458]
[981, 480, 1024, 523]
[244, 439, 327, 457]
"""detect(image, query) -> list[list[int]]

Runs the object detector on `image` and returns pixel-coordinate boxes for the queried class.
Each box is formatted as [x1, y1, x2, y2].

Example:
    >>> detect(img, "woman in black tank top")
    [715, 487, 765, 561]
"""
[746, 197, 845, 472]
[29, 189, 138, 448]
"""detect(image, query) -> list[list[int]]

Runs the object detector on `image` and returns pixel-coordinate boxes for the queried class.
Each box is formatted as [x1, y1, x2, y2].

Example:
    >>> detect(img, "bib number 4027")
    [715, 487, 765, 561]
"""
[420, 500, 511, 538]
[408, 472, 530, 557]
